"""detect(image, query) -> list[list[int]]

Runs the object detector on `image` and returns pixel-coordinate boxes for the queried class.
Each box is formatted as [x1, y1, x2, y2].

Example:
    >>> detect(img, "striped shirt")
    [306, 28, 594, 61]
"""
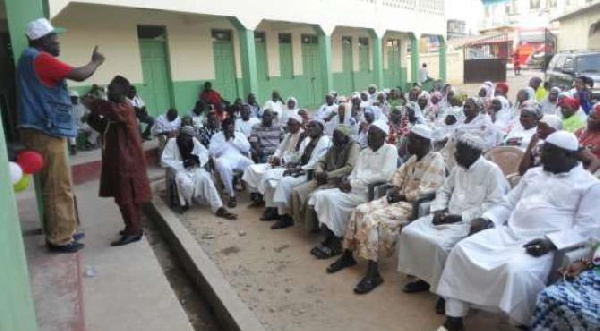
[248, 124, 283, 155]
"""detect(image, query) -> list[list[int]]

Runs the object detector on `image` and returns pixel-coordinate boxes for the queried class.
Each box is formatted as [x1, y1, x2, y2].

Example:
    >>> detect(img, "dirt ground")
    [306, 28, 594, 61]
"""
[170, 190, 520, 331]
[454, 68, 543, 102]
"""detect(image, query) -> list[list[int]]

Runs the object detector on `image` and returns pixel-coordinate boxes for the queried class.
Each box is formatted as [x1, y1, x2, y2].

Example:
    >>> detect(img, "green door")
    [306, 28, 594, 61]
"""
[279, 34, 293, 79]
[301, 35, 322, 108]
[138, 40, 173, 117]
[341, 36, 354, 95]
[385, 39, 402, 88]
[255, 32, 268, 102]
[212, 30, 238, 102]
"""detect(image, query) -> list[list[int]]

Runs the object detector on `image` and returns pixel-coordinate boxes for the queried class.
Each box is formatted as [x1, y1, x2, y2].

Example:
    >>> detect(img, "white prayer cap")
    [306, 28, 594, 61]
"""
[456, 133, 486, 151]
[26, 18, 65, 41]
[540, 115, 563, 130]
[287, 113, 302, 124]
[368, 84, 378, 90]
[410, 124, 433, 141]
[371, 120, 389, 136]
[545, 131, 579, 152]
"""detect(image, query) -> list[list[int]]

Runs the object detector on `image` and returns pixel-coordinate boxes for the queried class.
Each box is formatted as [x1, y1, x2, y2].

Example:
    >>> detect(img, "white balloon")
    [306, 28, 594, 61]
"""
[9, 161, 23, 185]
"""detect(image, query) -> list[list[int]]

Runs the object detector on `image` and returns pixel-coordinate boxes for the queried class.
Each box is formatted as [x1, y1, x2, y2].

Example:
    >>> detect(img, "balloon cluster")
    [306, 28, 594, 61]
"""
[8, 151, 44, 193]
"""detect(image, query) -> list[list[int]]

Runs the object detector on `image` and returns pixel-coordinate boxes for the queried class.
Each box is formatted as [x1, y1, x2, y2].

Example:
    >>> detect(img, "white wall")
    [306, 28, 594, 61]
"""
[406, 50, 463, 84]
[557, 7, 600, 51]
[53, 4, 243, 86]
[49, 0, 446, 37]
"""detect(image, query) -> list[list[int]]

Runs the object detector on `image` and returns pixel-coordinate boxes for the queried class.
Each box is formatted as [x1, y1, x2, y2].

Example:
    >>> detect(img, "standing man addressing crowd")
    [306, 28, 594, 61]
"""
[17, 18, 104, 253]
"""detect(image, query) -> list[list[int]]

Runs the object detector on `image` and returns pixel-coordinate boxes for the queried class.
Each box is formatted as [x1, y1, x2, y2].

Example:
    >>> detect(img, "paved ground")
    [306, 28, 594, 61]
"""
[173, 190, 520, 331]
[19, 170, 196, 331]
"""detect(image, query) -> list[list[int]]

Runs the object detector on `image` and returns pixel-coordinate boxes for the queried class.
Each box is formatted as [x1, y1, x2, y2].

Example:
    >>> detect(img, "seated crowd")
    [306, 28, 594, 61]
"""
[83, 76, 600, 330]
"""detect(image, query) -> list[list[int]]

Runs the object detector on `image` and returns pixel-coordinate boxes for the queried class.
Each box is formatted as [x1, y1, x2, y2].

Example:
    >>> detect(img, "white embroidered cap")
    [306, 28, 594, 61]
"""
[371, 120, 389, 136]
[545, 131, 579, 152]
[456, 133, 486, 151]
[410, 124, 433, 141]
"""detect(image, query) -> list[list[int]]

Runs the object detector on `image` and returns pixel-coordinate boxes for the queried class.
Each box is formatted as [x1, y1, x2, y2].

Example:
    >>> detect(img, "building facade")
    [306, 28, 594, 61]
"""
[554, 1, 600, 50]
[0, 0, 446, 329]
[481, 0, 596, 30]
[5, 0, 447, 117]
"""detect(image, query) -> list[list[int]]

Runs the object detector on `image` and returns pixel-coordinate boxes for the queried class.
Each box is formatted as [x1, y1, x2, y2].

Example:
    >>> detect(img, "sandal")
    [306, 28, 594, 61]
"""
[216, 208, 237, 220]
[326, 256, 356, 273]
[310, 244, 326, 256]
[353, 275, 384, 295]
[313, 244, 342, 260]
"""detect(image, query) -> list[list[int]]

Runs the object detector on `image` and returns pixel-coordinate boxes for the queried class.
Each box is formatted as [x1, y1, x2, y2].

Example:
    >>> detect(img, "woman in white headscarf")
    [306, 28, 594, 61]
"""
[490, 95, 513, 134]
[368, 92, 389, 121]
[281, 96, 299, 128]
[325, 100, 359, 137]
[539, 87, 560, 116]
[502, 100, 543, 151]
[478, 81, 494, 111]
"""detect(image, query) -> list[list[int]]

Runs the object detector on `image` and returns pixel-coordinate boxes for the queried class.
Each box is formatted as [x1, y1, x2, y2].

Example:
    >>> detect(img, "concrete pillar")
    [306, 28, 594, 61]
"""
[438, 35, 447, 82]
[410, 33, 420, 84]
[1, 1, 43, 329]
[316, 27, 333, 95]
[369, 29, 384, 89]
[231, 18, 260, 101]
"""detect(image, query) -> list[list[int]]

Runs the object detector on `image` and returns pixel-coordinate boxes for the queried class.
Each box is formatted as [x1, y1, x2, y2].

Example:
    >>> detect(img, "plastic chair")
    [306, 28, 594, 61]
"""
[484, 146, 524, 186]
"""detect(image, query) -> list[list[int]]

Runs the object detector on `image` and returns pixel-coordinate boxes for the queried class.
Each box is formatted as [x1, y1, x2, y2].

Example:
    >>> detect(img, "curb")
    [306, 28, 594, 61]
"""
[145, 181, 265, 331]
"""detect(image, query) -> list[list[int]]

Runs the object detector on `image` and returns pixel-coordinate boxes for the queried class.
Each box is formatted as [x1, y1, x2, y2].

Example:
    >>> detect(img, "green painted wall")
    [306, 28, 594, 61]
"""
[0, 112, 38, 331]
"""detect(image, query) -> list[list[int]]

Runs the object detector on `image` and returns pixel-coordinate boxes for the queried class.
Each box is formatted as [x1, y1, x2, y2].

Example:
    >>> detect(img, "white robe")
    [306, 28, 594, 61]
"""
[502, 122, 537, 151]
[152, 115, 181, 135]
[235, 118, 260, 137]
[397, 157, 509, 292]
[242, 130, 304, 194]
[263, 135, 331, 213]
[314, 104, 338, 121]
[161, 138, 223, 212]
[437, 165, 600, 325]
[310, 144, 398, 237]
[209, 132, 254, 196]
[455, 113, 501, 151]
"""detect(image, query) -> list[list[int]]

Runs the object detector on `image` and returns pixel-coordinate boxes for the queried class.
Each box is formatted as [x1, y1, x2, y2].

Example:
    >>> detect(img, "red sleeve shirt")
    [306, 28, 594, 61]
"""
[33, 52, 73, 87]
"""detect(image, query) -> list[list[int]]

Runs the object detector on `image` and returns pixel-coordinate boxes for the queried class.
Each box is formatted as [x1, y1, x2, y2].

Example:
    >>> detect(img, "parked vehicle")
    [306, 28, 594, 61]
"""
[546, 50, 600, 99]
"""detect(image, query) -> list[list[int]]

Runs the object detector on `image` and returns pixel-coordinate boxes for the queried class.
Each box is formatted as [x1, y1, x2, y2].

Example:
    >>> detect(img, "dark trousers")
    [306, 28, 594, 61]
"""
[136, 111, 155, 137]
[118, 202, 143, 236]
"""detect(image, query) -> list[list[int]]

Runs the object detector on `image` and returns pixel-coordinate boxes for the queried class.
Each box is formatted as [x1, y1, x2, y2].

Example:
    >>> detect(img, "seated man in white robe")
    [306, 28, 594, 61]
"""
[436, 131, 600, 331]
[261, 120, 331, 230]
[242, 114, 304, 207]
[161, 127, 237, 220]
[397, 134, 509, 314]
[309, 120, 398, 259]
[209, 118, 254, 208]
[314, 93, 338, 122]
[235, 104, 260, 137]
[327, 125, 446, 295]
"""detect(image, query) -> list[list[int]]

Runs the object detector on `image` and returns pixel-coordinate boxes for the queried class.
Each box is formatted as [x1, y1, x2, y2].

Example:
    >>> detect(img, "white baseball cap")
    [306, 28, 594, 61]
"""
[25, 18, 65, 41]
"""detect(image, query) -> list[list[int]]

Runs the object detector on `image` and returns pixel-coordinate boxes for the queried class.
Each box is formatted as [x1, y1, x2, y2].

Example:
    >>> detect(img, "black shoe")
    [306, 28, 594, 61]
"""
[48, 241, 85, 254]
[111, 234, 143, 246]
[326, 255, 357, 273]
[435, 297, 445, 315]
[353, 275, 384, 295]
[227, 197, 237, 209]
[402, 280, 430, 293]
[441, 317, 464, 331]
[260, 207, 279, 221]
[73, 231, 86, 241]
[271, 215, 294, 229]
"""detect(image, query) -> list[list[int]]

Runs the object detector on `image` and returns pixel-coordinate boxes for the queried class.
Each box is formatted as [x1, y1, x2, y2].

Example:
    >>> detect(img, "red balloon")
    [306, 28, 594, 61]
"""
[17, 151, 44, 174]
